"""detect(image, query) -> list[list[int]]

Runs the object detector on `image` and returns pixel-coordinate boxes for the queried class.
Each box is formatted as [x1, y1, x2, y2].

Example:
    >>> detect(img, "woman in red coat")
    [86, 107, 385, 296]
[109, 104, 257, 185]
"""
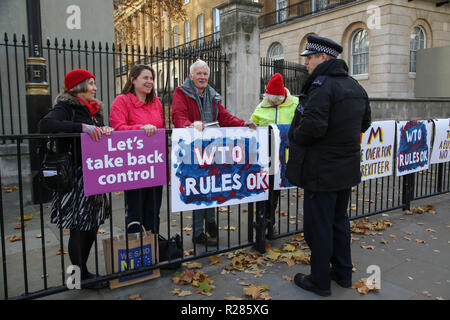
[110, 64, 165, 234]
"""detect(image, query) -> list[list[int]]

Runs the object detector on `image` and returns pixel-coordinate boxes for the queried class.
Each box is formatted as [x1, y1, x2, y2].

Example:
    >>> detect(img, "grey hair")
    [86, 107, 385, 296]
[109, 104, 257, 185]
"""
[264, 93, 285, 105]
[189, 59, 210, 76]
[67, 78, 90, 95]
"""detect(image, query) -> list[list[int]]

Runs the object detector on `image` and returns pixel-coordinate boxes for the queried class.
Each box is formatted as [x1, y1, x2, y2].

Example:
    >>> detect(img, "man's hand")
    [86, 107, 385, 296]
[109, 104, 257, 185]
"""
[141, 124, 157, 136]
[100, 126, 114, 136]
[243, 119, 257, 130]
[190, 121, 205, 131]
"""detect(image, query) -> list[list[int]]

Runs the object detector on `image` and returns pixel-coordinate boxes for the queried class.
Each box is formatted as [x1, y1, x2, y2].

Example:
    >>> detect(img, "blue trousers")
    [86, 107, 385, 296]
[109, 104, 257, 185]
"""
[303, 188, 353, 290]
[125, 186, 163, 234]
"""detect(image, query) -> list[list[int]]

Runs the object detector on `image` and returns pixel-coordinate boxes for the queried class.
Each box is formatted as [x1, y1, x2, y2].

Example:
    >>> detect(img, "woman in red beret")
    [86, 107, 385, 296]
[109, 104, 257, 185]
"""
[39, 69, 114, 289]
[109, 64, 165, 235]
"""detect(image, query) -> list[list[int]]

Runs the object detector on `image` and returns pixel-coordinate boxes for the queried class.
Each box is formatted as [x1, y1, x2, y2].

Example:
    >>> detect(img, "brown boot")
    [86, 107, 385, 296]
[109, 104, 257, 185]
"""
[192, 232, 217, 246]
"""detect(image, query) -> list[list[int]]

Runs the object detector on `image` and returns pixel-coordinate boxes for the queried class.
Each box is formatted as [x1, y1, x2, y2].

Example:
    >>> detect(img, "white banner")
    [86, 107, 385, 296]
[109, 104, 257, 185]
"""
[170, 127, 269, 212]
[360, 121, 396, 181]
[396, 120, 433, 176]
[430, 119, 450, 164]
[271, 124, 295, 190]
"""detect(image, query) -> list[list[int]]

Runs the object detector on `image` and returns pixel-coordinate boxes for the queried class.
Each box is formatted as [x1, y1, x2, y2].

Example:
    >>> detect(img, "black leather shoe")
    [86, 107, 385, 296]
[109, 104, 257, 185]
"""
[206, 221, 218, 238]
[294, 273, 331, 297]
[192, 232, 217, 246]
[329, 269, 352, 288]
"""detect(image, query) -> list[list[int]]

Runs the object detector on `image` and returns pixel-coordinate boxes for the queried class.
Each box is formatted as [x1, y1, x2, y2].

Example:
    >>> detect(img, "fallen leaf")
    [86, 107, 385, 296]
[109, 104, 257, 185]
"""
[361, 245, 375, 250]
[243, 284, 266, 300]
[282, 244, 296, 252]
[183, 226, 192, 232]
[178, 290, 192, 297]
[265, 249, 280, 260]
[224, 296, 244, 300]
[36, 233, 43, 239]
[14, 223, 26, 230]
[425, 228, 437, 233]
[184, 249, 194, 257]
[182, 262, 202, 269]
[129, 294, 142, 300]
[380, 238, 388, 244]
[422, 291, 432, 297]
[57, 249, 67, 255]
[415, 239, 426, 244]
[224, 225, 236, 231]
[389, 234, 397, 238]
[17, 215, 32, 221]
[3, 185, 18, 193]
[282, 275, 293, 282]
[239, 282, 249, 286]
[209, 255, 222, 265]
[198, 280, 212, 293]
[9, 235, 22, 242]
[403, 236, 411, 241]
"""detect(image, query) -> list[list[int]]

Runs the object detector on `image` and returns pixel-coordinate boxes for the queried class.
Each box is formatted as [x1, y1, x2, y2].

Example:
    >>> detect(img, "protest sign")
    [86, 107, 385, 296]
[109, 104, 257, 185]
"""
[360, 121, 395, 181]
[430, 119, 450, 164]
[170, 127, 269, 212]
[81, 130, 166, 196]
[271, 124, 295, 190]
[396, 120, 433, 176]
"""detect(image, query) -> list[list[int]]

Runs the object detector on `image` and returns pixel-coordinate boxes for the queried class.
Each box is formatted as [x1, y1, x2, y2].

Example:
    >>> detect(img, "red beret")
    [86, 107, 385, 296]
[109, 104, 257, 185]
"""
[64, 69, 95, 91]
[265, 73, 286, 96]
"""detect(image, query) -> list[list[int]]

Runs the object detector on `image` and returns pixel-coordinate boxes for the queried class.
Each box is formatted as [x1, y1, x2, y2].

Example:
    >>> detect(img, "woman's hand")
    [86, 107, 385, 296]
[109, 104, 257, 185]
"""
[141, 124, 157, 136]
[82, 123, 102, 141]
[190, 121, 205, 131]
[100, 126, 114, 136]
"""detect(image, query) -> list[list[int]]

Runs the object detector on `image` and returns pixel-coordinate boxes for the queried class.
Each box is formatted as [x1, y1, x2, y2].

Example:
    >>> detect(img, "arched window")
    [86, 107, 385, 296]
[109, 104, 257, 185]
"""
[351, 29, 369, 75]
[268, 42, 284, 60]
[410, 26, 426, 73]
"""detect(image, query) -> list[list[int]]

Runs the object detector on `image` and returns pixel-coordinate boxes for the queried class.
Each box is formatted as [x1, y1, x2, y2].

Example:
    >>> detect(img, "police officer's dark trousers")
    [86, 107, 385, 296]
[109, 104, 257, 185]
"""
[303, 188, 353, 290]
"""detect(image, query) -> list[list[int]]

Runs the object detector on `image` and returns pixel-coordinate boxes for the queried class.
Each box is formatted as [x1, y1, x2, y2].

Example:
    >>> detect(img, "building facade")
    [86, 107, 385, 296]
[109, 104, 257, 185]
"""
[259, 0, 450, 100]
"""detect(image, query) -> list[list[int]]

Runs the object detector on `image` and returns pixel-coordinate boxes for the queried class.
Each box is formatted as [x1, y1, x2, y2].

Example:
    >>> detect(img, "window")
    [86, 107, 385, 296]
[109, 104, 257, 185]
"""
[268, 42, 284, 60]
[410, 26, 426, 73]
[213, 8, 220, 41]
[198, 14, 205, 44]
[173, 26, 179, 47]
[312, 0, 327, 12]
[351, 29, 369, 75]
[184, 21, 190, 43]
[276, 0, 288, 23]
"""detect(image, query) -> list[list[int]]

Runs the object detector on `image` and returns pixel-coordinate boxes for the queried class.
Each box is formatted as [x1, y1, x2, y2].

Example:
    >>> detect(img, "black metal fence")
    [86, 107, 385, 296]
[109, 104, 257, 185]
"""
[260, 58, 308, 96]
[0, 32, 225, 137]
[0, 130, 448, 300]
[259, 0, 359, 29]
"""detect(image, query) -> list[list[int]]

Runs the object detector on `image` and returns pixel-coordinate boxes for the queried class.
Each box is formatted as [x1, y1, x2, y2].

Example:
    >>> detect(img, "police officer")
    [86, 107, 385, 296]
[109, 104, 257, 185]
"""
[286, 35, 371, 297]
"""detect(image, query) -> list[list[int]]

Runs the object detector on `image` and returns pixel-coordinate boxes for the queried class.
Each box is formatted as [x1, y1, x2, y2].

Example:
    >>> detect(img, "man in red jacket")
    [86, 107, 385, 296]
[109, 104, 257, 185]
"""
[171, 59, 256, 246]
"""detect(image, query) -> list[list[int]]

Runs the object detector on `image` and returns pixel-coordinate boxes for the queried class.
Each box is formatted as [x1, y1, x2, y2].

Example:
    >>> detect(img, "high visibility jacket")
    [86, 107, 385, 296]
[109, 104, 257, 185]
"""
[250, 88, 298, 126]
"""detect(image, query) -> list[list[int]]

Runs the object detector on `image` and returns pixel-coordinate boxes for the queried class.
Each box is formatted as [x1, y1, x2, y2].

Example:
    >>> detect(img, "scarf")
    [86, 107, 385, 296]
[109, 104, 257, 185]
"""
[180, 77, 221, 123]
[76, 96, 99, 116]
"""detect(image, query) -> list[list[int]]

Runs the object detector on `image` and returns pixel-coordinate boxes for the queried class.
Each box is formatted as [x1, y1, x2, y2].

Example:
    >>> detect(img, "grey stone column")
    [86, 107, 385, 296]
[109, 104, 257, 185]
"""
[218, 0, 264, 121]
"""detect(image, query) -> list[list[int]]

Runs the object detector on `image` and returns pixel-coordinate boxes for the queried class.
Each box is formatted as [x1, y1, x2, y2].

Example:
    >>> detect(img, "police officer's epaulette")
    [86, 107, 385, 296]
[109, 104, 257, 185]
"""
[312, 75, 327, 86]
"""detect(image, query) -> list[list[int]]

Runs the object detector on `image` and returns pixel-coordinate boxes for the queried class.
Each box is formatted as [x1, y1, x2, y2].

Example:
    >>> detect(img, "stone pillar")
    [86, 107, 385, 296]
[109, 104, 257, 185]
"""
[218, 0, 264, 121]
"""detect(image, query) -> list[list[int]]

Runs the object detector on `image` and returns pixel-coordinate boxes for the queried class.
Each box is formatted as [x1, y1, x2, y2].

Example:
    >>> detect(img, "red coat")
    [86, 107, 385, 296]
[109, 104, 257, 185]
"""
[109, 93, 166, 131]
[171, 86, 245, 128]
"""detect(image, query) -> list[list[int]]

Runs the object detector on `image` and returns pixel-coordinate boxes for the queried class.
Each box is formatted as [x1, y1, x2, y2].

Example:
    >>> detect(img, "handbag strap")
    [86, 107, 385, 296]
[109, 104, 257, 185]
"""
[127, 221, 148, 238]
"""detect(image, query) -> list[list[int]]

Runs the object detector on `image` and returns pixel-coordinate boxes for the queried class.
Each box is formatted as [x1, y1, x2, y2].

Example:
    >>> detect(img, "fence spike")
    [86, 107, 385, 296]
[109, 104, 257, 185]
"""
[98, 41, 102, 51]
[62, 38, 66, 48]
[21, 34, 26, 45]
[84, 40, 88, 49]
[13, 33, 17, 43]
[4, 32, 8, 42]
[69, 39, 73, 49]
[77, 39, 81, 49]
[91, 41, 95, 50]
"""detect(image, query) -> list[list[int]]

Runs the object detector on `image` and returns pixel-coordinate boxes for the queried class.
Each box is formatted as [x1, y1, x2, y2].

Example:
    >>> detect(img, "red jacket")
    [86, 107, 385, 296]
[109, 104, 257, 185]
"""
[109, 93, 166, 131]
[171, 86, 245, 128]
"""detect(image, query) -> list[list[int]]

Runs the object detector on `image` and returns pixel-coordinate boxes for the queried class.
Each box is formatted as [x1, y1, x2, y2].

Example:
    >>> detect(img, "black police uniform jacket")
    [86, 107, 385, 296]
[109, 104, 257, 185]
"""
[286, 58, 371, 192]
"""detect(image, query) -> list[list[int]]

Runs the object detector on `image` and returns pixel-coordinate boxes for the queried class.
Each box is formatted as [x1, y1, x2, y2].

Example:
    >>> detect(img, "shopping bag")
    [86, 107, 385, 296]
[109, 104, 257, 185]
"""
[103, 227, 160, 289]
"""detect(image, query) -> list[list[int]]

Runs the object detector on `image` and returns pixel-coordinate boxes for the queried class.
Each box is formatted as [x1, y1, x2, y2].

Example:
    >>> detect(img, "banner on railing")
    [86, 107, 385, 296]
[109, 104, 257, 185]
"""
[360, 121, 395, 181]
[81, 130, 167, 196]
[430, 118, 450, 164]
[271, 124, 295, 190]
[170, 127, 269, 212]
[396, 120, 433, 176]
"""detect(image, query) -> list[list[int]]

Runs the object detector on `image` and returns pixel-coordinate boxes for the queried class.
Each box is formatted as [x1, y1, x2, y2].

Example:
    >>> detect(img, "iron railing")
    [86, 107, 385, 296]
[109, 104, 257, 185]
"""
[259, 0, 359, 29]
[0, 131, 448, 299]
[0, 32, 225, 137]
[260, 58, 308, 96]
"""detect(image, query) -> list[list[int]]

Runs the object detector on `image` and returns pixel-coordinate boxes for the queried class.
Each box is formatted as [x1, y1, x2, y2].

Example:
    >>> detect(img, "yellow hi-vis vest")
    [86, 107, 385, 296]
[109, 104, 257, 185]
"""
[250, 89, 299, 126]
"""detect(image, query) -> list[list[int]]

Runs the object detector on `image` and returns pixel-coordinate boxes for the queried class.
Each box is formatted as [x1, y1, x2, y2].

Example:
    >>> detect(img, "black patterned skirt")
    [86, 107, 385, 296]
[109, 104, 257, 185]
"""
[50, 168, 110, 231]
